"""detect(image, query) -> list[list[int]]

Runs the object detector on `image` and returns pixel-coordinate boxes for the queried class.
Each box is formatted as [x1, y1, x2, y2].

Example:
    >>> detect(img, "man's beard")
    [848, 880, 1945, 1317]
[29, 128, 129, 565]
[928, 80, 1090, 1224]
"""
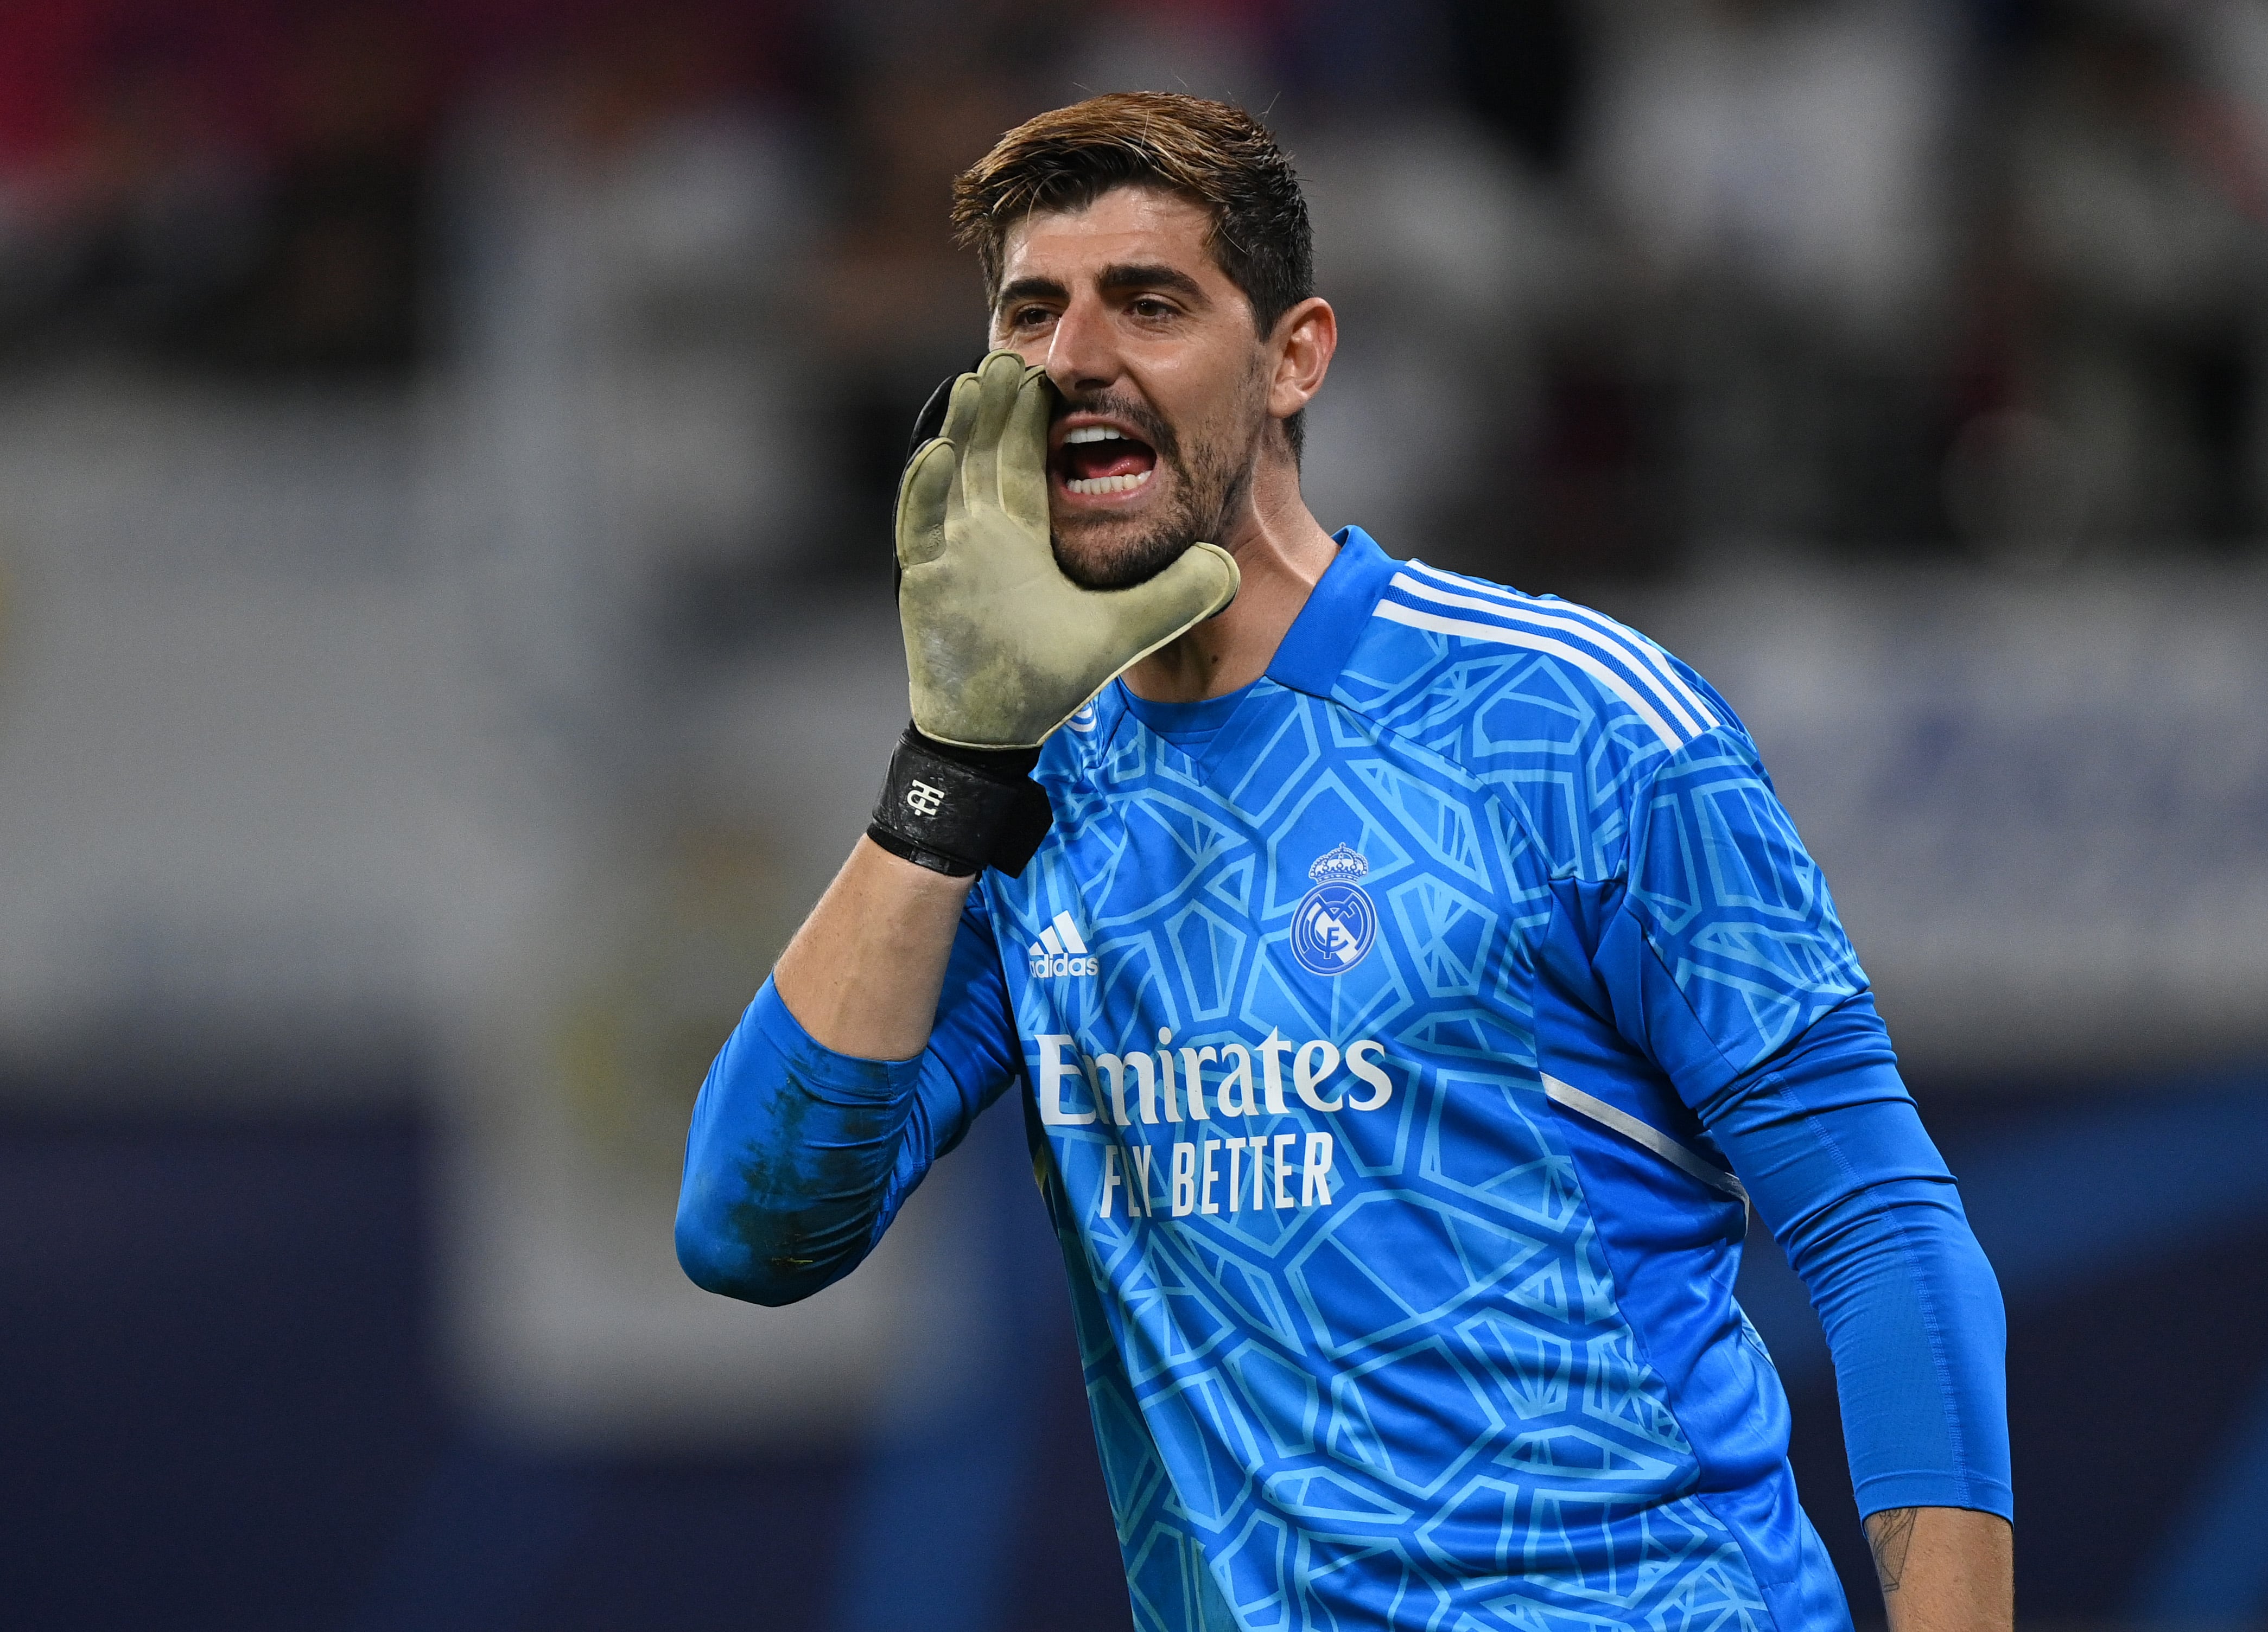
[1050, 388, 1257, 591]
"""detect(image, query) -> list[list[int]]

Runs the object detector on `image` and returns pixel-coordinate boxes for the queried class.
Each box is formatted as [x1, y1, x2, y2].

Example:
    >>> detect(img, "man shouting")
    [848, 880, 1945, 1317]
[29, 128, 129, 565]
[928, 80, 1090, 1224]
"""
[676, 92, 2012, 1632]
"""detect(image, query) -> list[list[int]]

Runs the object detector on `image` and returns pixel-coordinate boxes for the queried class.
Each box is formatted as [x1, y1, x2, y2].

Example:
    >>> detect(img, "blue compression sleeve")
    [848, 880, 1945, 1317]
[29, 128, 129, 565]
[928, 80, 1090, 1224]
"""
[1689, 992, 2013, 1521]
[675, 897, 1022, 1305]
[1597, 724, 2012, 1521]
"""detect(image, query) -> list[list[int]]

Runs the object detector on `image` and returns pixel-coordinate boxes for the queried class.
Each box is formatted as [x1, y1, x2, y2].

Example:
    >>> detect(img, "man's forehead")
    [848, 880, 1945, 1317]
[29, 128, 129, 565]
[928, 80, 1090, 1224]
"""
[998, 185, 1224, 286]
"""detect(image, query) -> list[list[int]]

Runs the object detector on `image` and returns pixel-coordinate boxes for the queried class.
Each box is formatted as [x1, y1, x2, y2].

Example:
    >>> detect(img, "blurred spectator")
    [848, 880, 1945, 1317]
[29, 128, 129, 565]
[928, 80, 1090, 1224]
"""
[0, 5, 435, 374]
[1296, 111, 1612, 577]
[1579, 0, 1962, 561]
[1280, 1, 1623, 582]
[1993, 1, 2268, 555]
[1445, 0, 1591, 171]
[0, 21, 265, 363]
[218, 8, 436, 373]
[438, 2, 817, 789]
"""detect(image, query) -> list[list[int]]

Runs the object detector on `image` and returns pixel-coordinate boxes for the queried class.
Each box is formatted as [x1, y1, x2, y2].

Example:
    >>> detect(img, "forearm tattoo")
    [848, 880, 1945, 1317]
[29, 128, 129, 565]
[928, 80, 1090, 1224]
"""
[1867, 1507, 1918, 1596]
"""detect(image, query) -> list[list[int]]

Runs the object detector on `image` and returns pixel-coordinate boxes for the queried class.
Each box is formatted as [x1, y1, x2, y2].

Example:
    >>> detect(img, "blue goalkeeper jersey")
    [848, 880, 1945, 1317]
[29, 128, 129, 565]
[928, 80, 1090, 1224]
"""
[677, 527, 2011, 1632]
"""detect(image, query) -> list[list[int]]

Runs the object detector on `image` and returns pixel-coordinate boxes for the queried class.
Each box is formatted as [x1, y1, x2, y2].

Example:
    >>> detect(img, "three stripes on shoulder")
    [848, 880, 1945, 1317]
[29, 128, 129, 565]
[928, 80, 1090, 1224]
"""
[1374, 562, 1720, 752]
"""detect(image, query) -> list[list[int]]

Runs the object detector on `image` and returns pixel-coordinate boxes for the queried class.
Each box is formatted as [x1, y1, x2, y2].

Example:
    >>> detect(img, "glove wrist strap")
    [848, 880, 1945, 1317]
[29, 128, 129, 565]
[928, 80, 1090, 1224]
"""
[866, 726, 1053, 879]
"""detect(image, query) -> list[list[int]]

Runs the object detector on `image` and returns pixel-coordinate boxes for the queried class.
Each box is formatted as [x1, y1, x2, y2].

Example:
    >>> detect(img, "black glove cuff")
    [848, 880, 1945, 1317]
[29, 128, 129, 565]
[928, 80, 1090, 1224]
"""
[866, 726, 1054, 878]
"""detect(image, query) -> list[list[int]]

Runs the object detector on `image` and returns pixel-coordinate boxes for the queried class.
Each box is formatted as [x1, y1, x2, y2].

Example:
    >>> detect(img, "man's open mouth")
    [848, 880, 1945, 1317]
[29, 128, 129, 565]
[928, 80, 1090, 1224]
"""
[1057, 424, 1158, 496]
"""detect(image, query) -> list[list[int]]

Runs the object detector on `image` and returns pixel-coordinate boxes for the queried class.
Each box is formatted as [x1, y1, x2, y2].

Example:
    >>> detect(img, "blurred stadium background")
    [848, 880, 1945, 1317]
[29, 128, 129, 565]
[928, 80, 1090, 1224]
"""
[1, 0, 2265, 1626]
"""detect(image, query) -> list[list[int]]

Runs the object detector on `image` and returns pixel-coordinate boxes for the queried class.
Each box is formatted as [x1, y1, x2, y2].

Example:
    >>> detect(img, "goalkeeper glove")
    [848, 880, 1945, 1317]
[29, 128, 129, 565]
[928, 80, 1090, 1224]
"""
[867, 350, 1238, 876]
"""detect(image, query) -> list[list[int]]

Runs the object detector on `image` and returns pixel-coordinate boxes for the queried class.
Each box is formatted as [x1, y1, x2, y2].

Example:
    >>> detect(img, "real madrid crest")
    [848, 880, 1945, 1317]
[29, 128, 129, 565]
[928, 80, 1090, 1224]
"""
[1292, 842, 1378, 976]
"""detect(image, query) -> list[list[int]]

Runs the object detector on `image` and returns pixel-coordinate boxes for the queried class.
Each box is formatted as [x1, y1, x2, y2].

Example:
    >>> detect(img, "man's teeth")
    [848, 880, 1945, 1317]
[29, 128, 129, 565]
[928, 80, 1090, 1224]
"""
[1062, 424, 1149, 494]
[1065, 469, 1152, 495]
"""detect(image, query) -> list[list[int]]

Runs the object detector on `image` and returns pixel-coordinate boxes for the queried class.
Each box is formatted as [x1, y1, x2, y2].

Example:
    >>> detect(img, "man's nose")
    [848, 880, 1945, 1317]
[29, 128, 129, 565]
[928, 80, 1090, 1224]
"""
[1043, 292, 1120, 398]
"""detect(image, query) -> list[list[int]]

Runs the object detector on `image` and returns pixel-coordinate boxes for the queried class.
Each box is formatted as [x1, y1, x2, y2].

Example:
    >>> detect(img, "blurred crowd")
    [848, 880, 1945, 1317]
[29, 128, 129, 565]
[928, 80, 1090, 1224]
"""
[8, 0, 2268, 604]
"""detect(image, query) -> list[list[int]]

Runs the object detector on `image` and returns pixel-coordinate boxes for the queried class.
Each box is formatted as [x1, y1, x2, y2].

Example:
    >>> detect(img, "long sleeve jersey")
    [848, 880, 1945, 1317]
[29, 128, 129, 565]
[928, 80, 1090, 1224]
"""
[678, 528, 2011, 1632]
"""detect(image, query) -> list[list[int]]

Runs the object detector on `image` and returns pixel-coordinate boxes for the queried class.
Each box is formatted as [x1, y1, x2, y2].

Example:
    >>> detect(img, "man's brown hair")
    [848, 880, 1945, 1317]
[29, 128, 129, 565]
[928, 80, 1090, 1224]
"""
[951, 92, 1315, 453]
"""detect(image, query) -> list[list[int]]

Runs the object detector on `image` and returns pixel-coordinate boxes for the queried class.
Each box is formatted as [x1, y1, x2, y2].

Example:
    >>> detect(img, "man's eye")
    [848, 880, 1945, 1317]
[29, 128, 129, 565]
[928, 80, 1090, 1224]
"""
[1131, 297, 1174, 319]
[1009, 306, 1053, 327]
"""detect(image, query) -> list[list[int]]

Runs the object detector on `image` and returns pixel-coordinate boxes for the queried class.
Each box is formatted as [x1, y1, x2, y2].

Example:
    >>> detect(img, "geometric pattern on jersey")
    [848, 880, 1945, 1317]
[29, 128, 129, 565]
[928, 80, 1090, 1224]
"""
[982, 530, 1865, 1631]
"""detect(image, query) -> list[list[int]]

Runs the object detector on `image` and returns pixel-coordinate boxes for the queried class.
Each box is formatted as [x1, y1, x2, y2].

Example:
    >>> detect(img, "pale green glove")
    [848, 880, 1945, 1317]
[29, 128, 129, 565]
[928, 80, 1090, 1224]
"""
[895, 350, 1240, 750]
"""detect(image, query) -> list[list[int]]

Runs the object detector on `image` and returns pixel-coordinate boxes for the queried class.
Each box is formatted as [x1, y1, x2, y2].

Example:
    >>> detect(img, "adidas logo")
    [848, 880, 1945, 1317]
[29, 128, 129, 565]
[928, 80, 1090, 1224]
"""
[1028, 911, 1099, 979]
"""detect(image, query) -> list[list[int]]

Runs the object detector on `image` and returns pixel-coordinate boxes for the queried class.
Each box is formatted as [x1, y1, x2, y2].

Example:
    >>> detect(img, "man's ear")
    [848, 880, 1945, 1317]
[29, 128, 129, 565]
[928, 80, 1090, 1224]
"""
[1267, 296, 1337, 423]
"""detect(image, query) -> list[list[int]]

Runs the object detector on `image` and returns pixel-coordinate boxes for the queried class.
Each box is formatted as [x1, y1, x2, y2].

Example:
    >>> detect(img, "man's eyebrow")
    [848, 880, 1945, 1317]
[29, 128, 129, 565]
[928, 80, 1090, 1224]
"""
[1096, 263, 1208, 303]
[994, 275, 1068, 311]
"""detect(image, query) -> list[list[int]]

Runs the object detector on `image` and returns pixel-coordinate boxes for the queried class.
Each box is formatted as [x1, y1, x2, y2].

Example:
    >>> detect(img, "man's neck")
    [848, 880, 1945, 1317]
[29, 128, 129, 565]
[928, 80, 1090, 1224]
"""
[1122, 455, 1339, 704]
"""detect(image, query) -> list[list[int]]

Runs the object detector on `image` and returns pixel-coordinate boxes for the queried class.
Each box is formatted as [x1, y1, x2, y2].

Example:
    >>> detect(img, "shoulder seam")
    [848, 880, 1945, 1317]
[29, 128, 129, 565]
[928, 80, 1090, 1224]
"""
[1397, 561, 1721, 731]
[1374, 564, 1721, 750]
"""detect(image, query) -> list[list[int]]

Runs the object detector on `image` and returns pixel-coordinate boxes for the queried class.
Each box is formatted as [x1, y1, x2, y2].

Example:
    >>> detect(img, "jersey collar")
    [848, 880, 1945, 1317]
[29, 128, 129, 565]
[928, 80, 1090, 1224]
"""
[1265, 526, 1399, 699]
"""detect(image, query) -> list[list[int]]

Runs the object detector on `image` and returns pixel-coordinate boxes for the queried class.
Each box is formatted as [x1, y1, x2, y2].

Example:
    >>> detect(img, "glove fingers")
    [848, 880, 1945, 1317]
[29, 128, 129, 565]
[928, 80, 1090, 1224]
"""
[996, 365, 1054, 525]
[938, 368, 984, 451]
[919, 366, 988, 547]
[1113, 541, 1241, 647]
[894, 437, 958, 568]
[961, 349, 1025, 510]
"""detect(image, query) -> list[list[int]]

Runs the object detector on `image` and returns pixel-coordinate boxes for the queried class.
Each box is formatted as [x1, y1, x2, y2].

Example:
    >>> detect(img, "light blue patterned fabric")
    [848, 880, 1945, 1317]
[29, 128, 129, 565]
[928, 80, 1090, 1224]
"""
[677, 527, 2009, 1631]
[983, 530, 1841, 1630]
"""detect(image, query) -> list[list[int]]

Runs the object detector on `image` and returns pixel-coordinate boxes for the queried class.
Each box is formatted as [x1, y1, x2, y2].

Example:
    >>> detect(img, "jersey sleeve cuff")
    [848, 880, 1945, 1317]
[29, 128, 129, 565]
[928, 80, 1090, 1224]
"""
[749, 977, 929, 1101]
[1853, 1470, 2015, 1524]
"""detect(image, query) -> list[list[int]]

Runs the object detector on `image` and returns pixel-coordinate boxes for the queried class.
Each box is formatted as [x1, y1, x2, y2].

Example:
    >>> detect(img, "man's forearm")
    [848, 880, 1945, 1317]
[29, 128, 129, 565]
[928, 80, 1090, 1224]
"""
[676, 836, 974, 1304]
[773, 836, 976, 1060]
[1865, 1507, 2012, 1632]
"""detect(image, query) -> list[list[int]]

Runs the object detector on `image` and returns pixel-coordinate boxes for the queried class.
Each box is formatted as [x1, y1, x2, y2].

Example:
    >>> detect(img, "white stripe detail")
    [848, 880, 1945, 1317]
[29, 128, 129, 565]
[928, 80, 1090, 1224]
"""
[1374, 600, 1685, 749]
[1391, 569, 1713, 737]
[1039, 927, 1064, 955]
[1541, 1074, 1749, 1202]
[1051, 912, 1089, 955]
[1402, 561, 1720, 731]
[1026, 940, 1045, 957]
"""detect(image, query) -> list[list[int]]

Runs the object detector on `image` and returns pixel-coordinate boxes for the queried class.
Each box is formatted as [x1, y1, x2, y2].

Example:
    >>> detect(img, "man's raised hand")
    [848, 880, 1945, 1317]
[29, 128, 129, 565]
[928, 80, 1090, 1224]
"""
[895, 349, 1238, 749]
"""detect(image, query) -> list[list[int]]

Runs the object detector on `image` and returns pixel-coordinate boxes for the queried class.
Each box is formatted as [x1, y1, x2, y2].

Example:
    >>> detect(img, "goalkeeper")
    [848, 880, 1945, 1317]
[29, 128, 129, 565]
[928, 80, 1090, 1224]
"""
[677, 93, 2013, 1632]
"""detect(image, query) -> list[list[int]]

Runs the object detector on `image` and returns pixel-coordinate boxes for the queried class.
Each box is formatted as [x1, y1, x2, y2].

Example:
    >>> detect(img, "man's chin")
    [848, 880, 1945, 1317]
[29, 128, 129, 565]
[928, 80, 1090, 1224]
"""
[1050, 520, 1196, 591]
